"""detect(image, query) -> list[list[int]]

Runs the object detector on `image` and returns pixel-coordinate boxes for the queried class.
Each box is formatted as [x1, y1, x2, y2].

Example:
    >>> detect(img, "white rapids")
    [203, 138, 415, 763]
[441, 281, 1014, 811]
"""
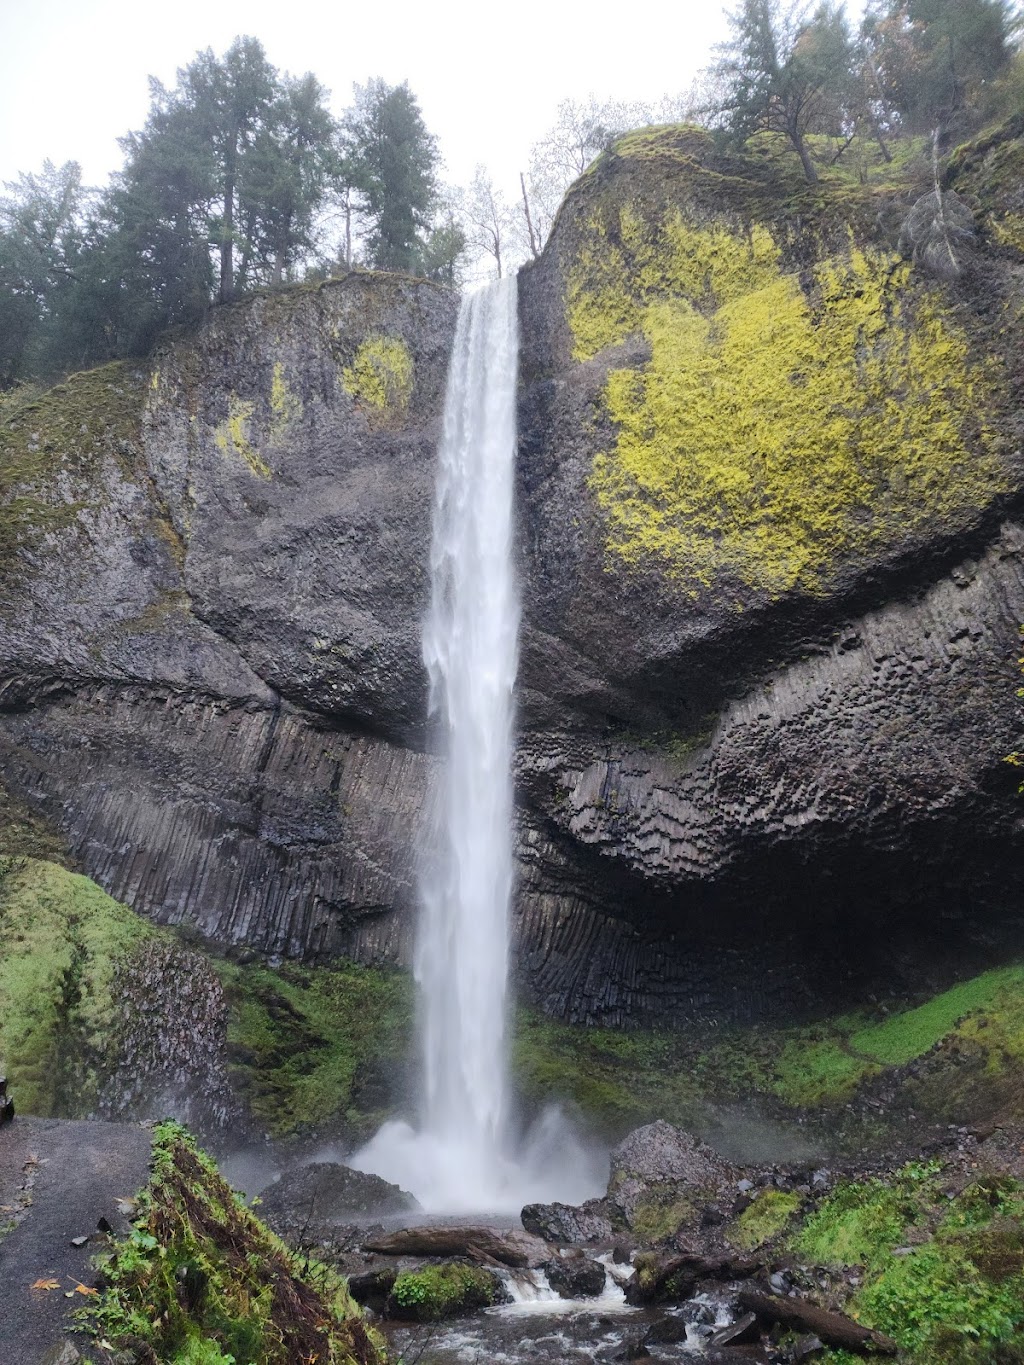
[352, 278, 603, 1212]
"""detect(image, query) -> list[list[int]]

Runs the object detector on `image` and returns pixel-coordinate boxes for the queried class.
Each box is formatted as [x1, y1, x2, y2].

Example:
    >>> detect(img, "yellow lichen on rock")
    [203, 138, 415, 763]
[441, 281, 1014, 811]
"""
[572, 208, 1006, 596]
[340, 335, 413, 420]
[991, 213, 1024, 254]
[269, 360, 301, 438]
[568, 211, 782, 362]
[213, 396, 271, 480]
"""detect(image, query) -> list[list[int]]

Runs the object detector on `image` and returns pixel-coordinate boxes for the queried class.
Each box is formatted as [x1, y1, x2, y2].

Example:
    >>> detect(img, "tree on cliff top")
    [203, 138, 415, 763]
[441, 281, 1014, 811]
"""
[0, 161, 87, 385]
[716, 0, 857, 182]
[115, 38, 336, 305]
[864, 0, 1021, 139]
[343, 79, 439, 273]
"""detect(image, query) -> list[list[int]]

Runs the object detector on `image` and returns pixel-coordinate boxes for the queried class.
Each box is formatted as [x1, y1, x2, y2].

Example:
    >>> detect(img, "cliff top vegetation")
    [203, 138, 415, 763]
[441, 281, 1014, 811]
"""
[1, 0, 1020, 393]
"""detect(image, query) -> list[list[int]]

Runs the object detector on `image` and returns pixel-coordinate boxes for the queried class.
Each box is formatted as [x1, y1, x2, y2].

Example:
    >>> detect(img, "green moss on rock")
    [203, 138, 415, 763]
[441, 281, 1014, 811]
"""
[797, 1166, 1024, 1364]
[0, 360, 147, 571]
[849, 966, 1024, 1066]
[947, 115, 1024, 256]
[0, 857, 156, 1115]
[388, 1262, 499, 1321]
[270, 360, 301, 436]
[629, 1188, 696, 1244]
[86, 1121, 385, 1364]
[340, 336, 413, 422]
[213, 395, 271, 479]
[0, 779, 70, 864]
[770, 1028, 880, 1108]
[217, 958, 413, 1140]
[514, 957, 1024, 1145]
[728, 1188, 802, 1250]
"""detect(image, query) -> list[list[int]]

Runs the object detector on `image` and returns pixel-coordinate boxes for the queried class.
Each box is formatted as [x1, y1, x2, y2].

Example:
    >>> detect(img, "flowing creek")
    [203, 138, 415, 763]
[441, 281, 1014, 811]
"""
[382, 1278, 743, 1365]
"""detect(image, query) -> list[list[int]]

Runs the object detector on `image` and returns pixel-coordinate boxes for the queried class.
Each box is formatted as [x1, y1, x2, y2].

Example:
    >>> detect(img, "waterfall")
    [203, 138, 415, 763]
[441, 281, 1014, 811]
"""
[351, 279, 604, 1212]
[418, 276, 520, 1189]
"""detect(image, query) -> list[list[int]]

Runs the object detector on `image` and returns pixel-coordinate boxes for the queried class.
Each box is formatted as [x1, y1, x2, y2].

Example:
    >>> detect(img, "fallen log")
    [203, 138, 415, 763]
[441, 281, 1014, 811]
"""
[738, 1290, 898, 1355]
[363, 1225, 548, 1268]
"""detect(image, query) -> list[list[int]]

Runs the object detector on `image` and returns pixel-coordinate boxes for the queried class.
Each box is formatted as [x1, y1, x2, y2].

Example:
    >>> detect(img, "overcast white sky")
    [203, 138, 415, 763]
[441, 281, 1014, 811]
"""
[0, 0, 735, 198]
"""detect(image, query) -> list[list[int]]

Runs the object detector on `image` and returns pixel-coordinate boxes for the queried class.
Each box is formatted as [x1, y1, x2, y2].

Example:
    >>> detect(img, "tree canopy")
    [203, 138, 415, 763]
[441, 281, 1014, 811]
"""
[865, 0, 1020, 137]
[716, 1, 858, 182]
[343, 79, 440, 273]
[2, 10, 1023, 385]
[0, 43, 455, 387]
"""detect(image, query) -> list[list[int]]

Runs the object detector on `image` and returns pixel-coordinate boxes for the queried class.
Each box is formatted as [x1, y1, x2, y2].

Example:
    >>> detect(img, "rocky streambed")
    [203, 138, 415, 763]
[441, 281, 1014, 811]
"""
[6, 1110, 1024, 1362]
[250, 1116, 1024, 1364]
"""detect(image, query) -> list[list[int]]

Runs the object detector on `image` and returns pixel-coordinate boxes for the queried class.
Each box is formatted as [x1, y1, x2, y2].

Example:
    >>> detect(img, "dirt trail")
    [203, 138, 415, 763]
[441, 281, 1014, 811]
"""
[0, 1117, 151, 1364]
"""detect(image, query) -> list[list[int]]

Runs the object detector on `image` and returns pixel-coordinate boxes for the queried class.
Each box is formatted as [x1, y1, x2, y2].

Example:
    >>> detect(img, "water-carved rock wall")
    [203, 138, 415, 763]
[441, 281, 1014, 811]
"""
[2, 126, 1024, 1025]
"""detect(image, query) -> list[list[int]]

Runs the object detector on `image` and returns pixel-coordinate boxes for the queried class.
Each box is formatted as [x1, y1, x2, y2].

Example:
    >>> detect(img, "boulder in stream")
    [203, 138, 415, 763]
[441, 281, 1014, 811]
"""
[608, 1121, 732, 1237]
[520, 1197, 617, 1245]
[384, 1260, 508, 1320]
[624, 1251, 700, 1306]
[257, 1162, 417, 1231]
[543, 1249, 608, 1298]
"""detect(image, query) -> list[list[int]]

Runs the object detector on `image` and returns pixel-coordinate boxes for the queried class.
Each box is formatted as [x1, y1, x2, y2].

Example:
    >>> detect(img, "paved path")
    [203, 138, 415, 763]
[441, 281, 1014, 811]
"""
[0, 1117, 151, 1365]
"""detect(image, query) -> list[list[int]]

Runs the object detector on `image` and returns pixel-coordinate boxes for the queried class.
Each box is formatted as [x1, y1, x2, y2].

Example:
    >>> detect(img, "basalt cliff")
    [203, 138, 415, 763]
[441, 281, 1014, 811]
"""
[2, 124, 1024, 1027]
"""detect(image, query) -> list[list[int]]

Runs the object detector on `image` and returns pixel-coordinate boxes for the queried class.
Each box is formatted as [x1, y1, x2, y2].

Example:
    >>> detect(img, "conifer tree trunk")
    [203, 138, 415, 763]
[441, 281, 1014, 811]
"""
[219, 141, 237, 303]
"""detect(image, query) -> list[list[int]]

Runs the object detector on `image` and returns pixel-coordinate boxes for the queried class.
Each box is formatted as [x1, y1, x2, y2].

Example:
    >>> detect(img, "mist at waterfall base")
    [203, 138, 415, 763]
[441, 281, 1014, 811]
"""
[351, 278, 605, 1214]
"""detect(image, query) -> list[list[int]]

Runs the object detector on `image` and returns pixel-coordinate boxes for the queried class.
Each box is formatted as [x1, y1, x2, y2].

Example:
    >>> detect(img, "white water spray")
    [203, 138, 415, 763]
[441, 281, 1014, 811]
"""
[353, 279, 604, 1212]
[418, 275, 519, 1192]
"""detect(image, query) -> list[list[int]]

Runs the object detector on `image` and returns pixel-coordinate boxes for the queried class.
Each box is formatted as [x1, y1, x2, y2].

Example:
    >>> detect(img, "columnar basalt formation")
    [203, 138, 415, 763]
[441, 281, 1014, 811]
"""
[2, 126, 1024, 1024]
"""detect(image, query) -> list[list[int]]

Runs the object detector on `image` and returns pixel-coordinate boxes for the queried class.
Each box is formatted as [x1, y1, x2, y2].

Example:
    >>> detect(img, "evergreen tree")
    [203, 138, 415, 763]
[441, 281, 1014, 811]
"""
[180, 37, 278, 301]
[344, 80, 439, 272]
[113, 38, 335, 306]
[717, 0, 858, 182]
[236, 73, 337, 288]
[865, 0, 1020, 137]
[418, 212, 468, 285]
[0, 162, 86, 385]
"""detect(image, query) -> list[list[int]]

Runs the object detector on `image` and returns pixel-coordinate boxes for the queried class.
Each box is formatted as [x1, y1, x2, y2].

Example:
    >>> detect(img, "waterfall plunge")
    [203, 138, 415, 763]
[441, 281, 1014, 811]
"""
[352, 279, 604, 1213]
[419, 276, 519, 1189]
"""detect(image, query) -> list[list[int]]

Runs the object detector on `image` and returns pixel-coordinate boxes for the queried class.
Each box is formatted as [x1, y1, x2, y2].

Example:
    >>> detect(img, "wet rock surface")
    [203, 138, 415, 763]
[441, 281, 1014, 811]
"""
[362, 1224, 549, 1268]
[1, 135, 1023, 1022]
[522, 1197, 618, 1245]
[609, 1120, 733, 1226]
[611, 1120, 730, 1189]
[544, 1248, 608, 1297]
[257, 1161, 418, 1231]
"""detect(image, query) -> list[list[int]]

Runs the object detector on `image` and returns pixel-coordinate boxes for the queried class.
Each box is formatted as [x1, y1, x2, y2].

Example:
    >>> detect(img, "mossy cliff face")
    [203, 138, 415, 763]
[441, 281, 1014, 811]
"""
[571, 218, 1003, 595]
[518, 123, 1020, 689]
[1, 134, 1024, 1027]
[11, 855, 1024, 1160]
[0, 858, 234, 1125]
[0, 272, 453, 967]
[511, 122, 1024, 1023]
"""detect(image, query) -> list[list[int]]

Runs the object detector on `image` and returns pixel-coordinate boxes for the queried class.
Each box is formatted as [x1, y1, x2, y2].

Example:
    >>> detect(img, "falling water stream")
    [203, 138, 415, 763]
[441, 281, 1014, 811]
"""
[352, 279, 603, 1212]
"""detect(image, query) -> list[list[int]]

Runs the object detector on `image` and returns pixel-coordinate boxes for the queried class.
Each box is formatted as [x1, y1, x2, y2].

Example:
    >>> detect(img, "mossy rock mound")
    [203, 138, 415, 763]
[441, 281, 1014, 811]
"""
[385, 1260, 505, 1321]
[0, 858, 233, 1125]
[535, 122, 1018, 611]
[790, 1160, 1024, 1364]
[85, 1121, 386, 1364]
[947, 114, 1024, 257]
[0, 360, 149, 574]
